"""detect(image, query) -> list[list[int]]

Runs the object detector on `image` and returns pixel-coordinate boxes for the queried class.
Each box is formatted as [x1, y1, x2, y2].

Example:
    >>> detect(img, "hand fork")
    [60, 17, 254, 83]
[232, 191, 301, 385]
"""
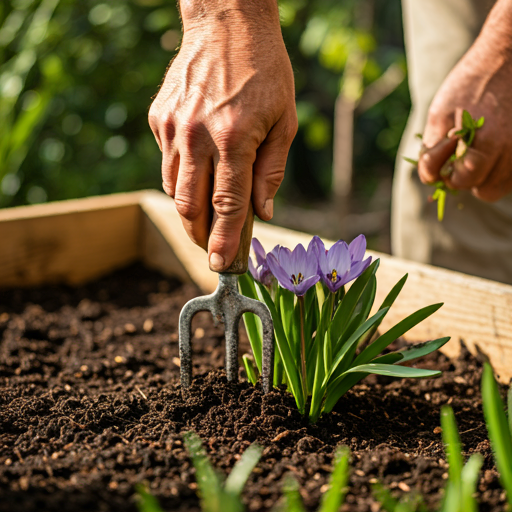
[178, 206, 274, 393]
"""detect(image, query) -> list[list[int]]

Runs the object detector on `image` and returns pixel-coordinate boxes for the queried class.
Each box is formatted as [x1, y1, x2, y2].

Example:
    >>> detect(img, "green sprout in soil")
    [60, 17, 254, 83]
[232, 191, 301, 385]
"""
[241, 236, 450, 423]
[372, 405, 482, 512]
[136, 433, 261, 512]
[404, 111, 485, 221]
[184, 431, 262, 512]
[439, 405, 482, 512]
[277, 446, 350, 512]
[482, 363, 512, 509]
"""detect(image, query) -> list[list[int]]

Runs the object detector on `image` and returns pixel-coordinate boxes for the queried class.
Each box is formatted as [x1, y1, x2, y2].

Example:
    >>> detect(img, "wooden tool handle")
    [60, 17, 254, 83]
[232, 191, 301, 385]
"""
[210, 203, 254, 275]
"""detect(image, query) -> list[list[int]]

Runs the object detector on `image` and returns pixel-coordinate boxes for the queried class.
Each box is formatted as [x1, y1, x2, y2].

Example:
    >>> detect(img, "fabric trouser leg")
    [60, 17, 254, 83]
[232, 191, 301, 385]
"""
[393, 0, 512, 285]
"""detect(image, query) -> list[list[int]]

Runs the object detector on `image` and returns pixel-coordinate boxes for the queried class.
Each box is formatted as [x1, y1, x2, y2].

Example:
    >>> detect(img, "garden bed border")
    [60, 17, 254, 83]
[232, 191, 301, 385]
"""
[1, 189, 511, 382]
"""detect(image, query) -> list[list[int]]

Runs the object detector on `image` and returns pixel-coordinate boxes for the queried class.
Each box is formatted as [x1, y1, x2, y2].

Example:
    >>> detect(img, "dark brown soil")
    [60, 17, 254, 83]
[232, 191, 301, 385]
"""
[0, 264, 506, 512]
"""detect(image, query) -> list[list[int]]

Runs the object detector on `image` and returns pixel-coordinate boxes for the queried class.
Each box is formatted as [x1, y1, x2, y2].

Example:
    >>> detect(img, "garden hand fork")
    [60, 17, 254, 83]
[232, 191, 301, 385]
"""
[178, 206, 274, 393]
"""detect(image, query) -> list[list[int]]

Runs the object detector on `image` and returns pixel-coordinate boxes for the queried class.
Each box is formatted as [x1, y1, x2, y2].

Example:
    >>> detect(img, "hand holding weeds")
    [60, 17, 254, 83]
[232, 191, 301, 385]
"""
[418, 0, 512, 203]
[148, 0, 297, 272]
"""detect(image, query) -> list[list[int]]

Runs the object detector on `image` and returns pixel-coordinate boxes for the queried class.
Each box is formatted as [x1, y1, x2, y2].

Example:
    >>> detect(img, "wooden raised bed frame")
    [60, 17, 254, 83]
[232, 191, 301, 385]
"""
[1, 190, 511, 382]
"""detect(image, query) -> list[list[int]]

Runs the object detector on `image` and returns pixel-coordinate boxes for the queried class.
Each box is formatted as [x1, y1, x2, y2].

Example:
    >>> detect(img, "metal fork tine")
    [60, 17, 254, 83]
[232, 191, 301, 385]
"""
[179, 274, 274, 393]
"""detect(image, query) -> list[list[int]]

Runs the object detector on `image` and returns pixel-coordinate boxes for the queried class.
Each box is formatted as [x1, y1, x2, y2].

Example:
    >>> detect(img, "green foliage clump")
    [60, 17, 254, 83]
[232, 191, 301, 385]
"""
[241, 257, 449, 423]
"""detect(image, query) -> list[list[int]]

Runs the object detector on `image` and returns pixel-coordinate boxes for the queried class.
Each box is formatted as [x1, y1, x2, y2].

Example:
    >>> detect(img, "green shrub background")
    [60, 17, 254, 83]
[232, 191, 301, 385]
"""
[0, 0, 410, 209]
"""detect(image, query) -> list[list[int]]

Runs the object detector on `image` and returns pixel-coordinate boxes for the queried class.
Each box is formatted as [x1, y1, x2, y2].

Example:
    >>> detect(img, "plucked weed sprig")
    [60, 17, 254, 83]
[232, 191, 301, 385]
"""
[241, 236, 450, 423]
[404, 110, 485, 221]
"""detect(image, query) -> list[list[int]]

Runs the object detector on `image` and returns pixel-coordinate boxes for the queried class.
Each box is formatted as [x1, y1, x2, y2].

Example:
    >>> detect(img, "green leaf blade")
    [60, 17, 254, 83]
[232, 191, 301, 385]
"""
[344, 363, 441, 379]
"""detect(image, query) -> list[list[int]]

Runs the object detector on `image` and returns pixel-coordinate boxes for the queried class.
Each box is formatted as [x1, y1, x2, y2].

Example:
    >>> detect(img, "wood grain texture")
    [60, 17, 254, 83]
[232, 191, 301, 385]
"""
[252, 222, 512, 383]
[139, 191, 218, 293]
[1, 190, 511, 382]
[0, 192, 144, 287]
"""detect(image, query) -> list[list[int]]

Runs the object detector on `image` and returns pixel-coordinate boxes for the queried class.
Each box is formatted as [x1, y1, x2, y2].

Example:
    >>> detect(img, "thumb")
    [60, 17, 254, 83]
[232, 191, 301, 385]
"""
[252, 115, 297, 221]
[418, 135, 458, 184]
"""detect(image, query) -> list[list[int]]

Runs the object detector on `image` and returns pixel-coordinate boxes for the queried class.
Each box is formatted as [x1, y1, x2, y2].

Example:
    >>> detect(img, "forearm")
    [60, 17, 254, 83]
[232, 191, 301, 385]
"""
[478, 0, 512, 57]
[179, 0, 280, 33]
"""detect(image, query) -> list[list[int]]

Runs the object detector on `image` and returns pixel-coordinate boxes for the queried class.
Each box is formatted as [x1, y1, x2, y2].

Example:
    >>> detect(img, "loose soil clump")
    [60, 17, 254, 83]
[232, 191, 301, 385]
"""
[0, 264, 506, 511]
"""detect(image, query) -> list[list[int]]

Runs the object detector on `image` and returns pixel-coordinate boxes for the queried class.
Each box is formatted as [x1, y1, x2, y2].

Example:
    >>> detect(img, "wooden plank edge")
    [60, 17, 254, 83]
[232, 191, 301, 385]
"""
[0, 190, 148, 222]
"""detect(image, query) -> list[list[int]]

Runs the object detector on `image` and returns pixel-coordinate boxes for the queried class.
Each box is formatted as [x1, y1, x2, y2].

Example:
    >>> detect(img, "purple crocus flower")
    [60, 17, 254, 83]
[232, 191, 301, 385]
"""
[248, 238, 275, 287]
[266, 243, 320, 296]
[315, 235, 372, 293]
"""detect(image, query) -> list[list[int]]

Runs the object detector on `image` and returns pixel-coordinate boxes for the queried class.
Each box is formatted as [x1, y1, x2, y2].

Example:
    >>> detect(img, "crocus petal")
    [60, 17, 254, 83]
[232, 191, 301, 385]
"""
[327, 241, 351, 276]
[251, 238, 267, 267]
[277, 246, 293, 274]
[348, 234, 367, 262]
[346, 256, 372, 283]
[295, 274, 321, 296]
[290, 244, 307, 275]
[267, 253, 295, 293]
[308, 236, 324, 259]
[305, 239, 321, 276]
[248, 256, 258, 281]
[317, 244, 330, 276]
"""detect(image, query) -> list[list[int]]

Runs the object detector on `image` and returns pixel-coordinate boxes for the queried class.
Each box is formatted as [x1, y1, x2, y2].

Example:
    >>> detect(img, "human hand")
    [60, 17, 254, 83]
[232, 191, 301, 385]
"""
[418, 2, 512, 202]
[148, 0, 297, 272]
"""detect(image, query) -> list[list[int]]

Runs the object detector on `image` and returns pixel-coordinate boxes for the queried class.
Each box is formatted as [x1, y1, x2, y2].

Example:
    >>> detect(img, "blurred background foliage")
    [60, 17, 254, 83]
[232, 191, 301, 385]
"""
[0, 0, 410, 240]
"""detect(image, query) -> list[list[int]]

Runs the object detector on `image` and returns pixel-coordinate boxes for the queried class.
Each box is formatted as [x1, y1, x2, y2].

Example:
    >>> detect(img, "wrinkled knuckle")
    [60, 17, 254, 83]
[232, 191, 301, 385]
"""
[215, 126, 243, 152]
[265, 167, 285, 189]
[212, 192, 245, 217]
[174, 195, 202, 221]
[180, 120, 205, 150]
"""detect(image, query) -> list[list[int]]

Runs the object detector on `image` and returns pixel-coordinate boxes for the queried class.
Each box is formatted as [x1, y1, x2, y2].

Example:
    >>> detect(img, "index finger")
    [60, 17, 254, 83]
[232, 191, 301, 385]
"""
[208, 149, 255, 272]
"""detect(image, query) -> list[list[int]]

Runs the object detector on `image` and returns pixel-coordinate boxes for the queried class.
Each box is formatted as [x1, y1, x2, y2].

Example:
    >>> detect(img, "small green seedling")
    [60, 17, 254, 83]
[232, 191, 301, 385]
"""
[277, 446, 350, 512]
[184, 431, 262, 512]
[482, 363, 512, 509]
[404, 111, 484, 221]
[136, 484, 165, 512]
[372, 483, 427, 512]
[439, 406, 482, 512]
[372, 406, 482, 512]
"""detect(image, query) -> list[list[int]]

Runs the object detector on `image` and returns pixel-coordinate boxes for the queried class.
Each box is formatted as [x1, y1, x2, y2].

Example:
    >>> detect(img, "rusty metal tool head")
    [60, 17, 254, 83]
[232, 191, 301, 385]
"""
[178, 206, 274, 393]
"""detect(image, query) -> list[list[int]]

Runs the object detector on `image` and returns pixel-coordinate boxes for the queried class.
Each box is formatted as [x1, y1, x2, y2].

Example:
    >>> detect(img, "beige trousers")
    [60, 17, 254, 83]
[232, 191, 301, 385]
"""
[393, 0, 512, 284]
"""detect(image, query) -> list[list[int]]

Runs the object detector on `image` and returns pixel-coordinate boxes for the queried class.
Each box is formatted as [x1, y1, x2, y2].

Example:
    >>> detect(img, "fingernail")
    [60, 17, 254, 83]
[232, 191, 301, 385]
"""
[447, 128, 457, 139]
[263, 198, 274, 219]
[209, 252, 225, 271]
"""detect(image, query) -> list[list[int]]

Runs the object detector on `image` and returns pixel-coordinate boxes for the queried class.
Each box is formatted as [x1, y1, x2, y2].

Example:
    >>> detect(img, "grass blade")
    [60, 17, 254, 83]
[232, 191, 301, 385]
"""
[353, 303, 443, 367]
[321, 354, 404, 416]
[482, 363, 512, 507]
[224, 444, 262, 496]
[323, 308, 389, 386]
[136, 484, 165, 512]
[239, 273, 263, 372]
[281, 476, 307, 512]
[395, 337, 451, 363]
[319, 446, 350, 512]
[440, 406, 463, 486]
[460, 454, 483, 512]
[358, 274, 409, 348]
[344, 364, 441, 379]
[255, 282, 305, 413]
[242, 354, 259, 385]
[183, 431, 224, 512]
[330, 260, 380, 345]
